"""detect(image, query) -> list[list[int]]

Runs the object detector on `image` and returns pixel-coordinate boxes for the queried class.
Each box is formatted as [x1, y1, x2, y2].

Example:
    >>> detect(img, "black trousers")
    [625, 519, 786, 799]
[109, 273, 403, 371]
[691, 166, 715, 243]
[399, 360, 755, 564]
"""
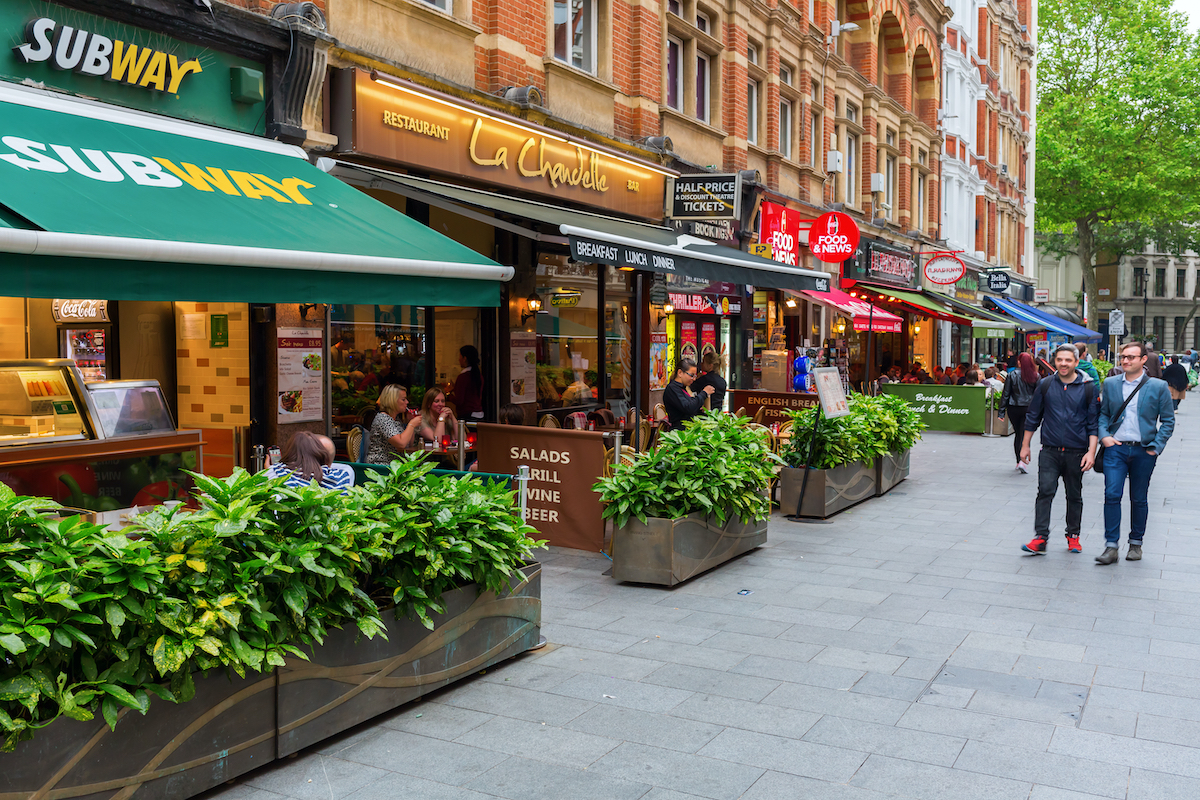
[1006, 406, 1027, 461]
[1034, 447, 1086, 540]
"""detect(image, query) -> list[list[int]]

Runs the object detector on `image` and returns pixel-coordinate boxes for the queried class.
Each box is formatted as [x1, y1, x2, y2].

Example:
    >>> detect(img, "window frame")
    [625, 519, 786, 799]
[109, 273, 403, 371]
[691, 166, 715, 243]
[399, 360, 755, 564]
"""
[553, 0, 599, 74]
[780, 98, 793, 160]
[666, 35, 684, 111]
[846, 132, 858, 206]
[747, 79, 760, 145]
[696, 50, 711, 123]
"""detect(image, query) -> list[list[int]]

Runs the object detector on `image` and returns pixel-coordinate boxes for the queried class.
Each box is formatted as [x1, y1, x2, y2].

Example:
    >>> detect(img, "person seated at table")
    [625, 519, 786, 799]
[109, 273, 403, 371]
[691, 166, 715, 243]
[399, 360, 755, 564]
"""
[419, 387, 459, 444]
[664, 359, 714, 429]
[367, 384, 422, 464]
[266, 431, 354, 492]
[498, 403, 527, 425]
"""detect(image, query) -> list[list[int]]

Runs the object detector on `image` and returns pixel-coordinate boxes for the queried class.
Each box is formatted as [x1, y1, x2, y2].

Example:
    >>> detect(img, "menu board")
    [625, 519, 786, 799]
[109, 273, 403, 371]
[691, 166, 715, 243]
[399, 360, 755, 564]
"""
[649, 332, 669, 390]
[510, 331, 536, 403]
[277, 328, 324, 423]
[701, 322, 716, 358]
[680, 321, 698, 363]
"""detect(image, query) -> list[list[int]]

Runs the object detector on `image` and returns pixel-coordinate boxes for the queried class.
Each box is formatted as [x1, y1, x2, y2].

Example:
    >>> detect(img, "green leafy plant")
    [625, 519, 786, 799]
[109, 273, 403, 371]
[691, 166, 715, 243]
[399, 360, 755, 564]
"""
[780, 394, 924, 470]
[1094, 359, 1113, 382]
[593, 410, 782, 529]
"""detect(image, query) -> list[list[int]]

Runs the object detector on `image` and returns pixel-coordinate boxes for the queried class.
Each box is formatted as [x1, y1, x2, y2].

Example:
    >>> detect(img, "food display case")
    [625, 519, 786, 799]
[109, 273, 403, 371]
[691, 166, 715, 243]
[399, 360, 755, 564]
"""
[0, 360, 203, 513]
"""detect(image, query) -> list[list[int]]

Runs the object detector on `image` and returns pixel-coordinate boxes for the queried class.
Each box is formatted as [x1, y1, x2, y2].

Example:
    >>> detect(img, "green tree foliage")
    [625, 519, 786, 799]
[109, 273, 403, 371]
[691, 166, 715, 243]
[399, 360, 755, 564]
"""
[1036, 0, 1200, 327]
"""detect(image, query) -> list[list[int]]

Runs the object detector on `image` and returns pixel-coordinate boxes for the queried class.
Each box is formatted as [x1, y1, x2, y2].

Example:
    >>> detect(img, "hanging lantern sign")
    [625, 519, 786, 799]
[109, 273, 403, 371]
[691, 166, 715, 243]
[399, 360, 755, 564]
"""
[923, 253, 967, 285]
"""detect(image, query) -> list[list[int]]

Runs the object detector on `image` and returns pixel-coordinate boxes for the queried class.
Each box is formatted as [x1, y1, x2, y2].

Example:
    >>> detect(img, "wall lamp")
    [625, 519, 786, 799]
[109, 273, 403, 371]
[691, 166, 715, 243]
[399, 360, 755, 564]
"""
[521, 291, 543, 325]
[785, 296, 797, 308]
[657, 301, 675, 325]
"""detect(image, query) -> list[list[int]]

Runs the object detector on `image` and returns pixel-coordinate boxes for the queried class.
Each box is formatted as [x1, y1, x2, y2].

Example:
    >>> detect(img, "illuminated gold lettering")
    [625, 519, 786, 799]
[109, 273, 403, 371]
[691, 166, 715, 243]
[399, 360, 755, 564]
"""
[468, 117, 507, 167]
[517, 138, 540, 177]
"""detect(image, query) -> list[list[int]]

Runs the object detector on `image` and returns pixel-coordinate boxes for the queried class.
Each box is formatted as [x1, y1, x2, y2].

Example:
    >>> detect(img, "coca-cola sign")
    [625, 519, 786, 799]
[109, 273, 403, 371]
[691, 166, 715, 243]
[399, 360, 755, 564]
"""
[52, 299, 109, 323]
[759, 201, 800, 266]
[809, 211, 860, 263]
[923, 254, 967, 286]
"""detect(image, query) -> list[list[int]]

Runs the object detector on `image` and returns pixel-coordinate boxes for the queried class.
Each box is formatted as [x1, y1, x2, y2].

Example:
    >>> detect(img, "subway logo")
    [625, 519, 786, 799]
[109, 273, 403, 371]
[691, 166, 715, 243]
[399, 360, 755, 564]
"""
[13, 17, 203, 94]
[0, 136, 317, 204]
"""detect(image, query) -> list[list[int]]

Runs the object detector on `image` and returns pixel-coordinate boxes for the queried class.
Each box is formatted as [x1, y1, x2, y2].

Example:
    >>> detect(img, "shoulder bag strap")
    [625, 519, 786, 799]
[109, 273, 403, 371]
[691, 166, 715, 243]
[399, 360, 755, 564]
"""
[1110, 376, 1148, 425]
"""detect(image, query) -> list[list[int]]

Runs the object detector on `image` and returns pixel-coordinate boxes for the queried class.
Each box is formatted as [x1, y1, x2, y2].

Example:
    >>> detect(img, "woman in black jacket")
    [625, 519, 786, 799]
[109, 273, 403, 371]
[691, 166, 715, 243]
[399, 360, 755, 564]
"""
[664, 359, 714, 429]
[999, 352, 1039, 472]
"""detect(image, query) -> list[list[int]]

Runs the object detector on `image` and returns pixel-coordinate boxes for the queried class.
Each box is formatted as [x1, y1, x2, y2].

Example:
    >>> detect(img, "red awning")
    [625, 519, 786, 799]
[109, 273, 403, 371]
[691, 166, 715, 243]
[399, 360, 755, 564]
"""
[798, 288, 903, 333]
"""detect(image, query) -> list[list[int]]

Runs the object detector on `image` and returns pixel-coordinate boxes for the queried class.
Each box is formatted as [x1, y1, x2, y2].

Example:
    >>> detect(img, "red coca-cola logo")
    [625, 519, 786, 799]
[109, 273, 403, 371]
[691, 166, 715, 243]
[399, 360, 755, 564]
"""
[809, 211, 860, 263]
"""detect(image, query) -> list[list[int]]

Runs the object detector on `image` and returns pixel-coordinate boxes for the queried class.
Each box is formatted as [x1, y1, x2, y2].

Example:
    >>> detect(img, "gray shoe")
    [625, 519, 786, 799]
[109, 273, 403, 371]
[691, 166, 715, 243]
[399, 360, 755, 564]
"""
[1126, 545, 1142, 561]
[1095, 547, 1119, 565]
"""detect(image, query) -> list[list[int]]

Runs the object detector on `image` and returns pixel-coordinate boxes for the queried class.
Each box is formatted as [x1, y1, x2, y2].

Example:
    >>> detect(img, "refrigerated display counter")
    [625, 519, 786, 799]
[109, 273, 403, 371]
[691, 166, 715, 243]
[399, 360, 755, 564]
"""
[0, 360, 203, 511]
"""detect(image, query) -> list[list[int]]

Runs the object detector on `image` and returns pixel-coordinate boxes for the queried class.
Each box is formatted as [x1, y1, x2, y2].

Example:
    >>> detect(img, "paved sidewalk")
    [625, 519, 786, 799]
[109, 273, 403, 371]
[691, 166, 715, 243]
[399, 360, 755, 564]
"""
[204, 404, 1200, 800]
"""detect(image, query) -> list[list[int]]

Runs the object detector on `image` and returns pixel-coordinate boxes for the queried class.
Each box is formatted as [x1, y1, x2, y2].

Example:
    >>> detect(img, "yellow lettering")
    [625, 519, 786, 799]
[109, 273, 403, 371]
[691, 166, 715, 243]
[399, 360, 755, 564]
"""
[153, 159, 241, 195]
[228, 171, 290, 202]
[110, 41, 151, 85]
[254, 174, 314, 205]
[517, 138, 541, 177]
[166, 56, 203, 94]
[138, 51, 168, 90]
[468, 118, 508, 168]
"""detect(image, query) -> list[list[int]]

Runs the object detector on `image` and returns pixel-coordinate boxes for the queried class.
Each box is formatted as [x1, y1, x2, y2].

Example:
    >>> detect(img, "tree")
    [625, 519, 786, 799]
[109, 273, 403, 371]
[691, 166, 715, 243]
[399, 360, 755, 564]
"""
[1036, 0, 1200, 330]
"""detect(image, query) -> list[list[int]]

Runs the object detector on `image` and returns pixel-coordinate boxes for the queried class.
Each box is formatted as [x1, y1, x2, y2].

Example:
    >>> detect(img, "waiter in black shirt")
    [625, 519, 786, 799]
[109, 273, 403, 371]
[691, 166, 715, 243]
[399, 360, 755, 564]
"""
[692, 351, 727, 412]
[664, 359, 714, 429]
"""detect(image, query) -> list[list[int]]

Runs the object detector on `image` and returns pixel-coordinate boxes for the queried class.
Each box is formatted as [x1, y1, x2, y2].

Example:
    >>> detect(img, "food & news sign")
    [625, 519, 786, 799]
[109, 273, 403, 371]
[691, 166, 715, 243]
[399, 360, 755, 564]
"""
[340, 69, 670, 219]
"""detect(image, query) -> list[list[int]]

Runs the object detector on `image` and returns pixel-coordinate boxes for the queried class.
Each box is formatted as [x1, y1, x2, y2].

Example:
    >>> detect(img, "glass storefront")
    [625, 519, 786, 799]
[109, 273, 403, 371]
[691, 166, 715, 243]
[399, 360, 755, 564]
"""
[330, 304, 427, 419]
[535, 260, 600, 412]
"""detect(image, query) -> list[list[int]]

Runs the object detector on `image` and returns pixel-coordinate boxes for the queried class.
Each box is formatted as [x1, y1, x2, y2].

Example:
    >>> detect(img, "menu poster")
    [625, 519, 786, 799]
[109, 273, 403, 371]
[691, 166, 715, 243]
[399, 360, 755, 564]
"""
[680, 321, 698, 363]
[813, 367, 851, 418]
[510, 331, 536, 403]
[649, 332, 669, 390]
[701, 322, 716, 357]
[277, 328, 324, 423]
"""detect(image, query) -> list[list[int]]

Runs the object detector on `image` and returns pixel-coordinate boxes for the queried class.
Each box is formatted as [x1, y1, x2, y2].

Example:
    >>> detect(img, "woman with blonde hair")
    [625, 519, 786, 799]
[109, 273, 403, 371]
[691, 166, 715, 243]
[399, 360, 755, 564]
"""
[367, 384, 422, 463]
[419, 387, 459, 444]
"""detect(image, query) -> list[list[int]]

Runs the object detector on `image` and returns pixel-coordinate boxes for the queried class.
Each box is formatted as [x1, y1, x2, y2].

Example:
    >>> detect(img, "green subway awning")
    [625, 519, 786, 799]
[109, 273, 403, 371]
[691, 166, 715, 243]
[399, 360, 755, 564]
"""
[0, 84, 511, 306]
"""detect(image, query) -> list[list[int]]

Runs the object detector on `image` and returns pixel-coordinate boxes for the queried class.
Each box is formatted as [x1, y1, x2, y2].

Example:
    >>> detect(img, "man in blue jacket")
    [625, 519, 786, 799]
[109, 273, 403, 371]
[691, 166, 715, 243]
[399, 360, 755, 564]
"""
[1096, 341, 1175, 564]
[1020, 344, 1099, 555]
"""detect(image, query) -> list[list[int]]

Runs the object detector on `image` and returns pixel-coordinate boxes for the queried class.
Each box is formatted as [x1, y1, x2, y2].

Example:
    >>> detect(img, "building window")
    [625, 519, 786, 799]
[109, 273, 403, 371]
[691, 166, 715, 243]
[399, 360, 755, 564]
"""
[668, 0, 680, 15]
[914, 170, 925, 231]
[780, 64, 793, 85]
[1132, 316, 1145, 336]
[554, 0, 596, 73]
[666, 36, 683, 110]
[886, 128, 896, 147]
[1177, 268, 1187, 298]
[695, 10, 709, 32]
[780, 99, 793, 160]
[846, 102, 858, 124]
[423, 0, 452, 10]
[696, 52, 710, 123]
[1153, 316, 1166, 343]
[810, 110, 821, 166]
[1194, 318, 1200, 348]
[846, 133, 858, 205]
[747, 80, 759, 144]
[747, 43, 759, 65]
[918, 149, 927, 166]
[885, 154, 896, 219]
[1155, 267, 1166, 297]
[1175, 316, 1187, 350]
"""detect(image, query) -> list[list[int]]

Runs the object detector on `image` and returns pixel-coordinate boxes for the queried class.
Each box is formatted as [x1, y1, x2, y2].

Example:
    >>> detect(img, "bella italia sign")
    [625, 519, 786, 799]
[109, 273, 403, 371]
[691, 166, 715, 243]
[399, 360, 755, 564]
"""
[881, 384, 986, 433]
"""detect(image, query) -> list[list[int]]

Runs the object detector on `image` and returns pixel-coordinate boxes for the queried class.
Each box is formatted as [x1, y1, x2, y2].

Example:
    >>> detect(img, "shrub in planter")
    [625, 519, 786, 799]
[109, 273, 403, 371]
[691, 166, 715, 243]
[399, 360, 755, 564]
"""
[0, 458, 542, 752]
[593, 410, 781, 529]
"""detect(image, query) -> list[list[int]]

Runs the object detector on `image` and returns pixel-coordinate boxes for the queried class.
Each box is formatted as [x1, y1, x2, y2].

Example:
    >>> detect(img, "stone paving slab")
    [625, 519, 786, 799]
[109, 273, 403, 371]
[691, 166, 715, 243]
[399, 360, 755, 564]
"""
[200, 404, 1200, 799]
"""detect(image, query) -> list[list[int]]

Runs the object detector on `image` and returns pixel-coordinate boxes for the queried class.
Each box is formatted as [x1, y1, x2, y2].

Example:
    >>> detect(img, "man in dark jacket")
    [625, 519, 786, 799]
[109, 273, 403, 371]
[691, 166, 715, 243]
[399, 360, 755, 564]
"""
[1020, 344, 1099, 555]
[663, 359, 714, 429]
[1162, 355, 1188, 410]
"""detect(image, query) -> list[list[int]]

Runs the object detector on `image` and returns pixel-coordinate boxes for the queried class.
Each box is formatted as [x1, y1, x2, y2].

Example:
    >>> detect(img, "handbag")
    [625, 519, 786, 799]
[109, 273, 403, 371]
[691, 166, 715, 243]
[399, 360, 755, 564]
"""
[1095, 376, 1147, 476]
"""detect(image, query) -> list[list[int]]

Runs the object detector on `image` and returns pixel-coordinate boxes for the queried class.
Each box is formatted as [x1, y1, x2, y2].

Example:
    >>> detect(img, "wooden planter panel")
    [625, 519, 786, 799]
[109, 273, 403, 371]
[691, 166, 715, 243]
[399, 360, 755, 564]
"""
[612, 513, 767, 586]
[876, 450, 911, 496]
[0, 669, 276, 800]
[780, 462, 877, 518]
[275, 562, 542, 756]
[987, 410, 1013, 436]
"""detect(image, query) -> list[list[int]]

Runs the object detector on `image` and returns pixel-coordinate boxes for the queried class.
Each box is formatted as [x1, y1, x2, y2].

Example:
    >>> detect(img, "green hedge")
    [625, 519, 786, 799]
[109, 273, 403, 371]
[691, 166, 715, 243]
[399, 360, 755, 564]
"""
[781, 394, 925, 470]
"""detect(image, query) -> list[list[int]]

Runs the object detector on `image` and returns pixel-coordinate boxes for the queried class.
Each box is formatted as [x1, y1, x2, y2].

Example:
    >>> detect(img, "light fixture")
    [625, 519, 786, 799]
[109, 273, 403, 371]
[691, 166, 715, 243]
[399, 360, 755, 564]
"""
[914, 324, 921, 333]
[785, 297, 797, 308]
[521, 291, 543, 325]
[658, 302, 675, 325]
[618, 265, 635, 271]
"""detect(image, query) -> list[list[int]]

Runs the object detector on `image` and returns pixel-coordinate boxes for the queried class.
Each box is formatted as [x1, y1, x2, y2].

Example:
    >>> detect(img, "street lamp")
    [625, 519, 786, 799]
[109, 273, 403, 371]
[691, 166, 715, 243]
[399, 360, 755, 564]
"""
[1133, 267, 1148, 341]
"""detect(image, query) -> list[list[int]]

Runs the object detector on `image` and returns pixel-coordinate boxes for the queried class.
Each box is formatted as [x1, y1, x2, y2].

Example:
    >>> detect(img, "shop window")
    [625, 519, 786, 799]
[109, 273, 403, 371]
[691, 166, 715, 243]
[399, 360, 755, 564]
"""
[535, 260, 600, 412]
[667, 36, 684, 110]
[330, 305, 427, 421]
[604, 267, 634, 417]
[554, 0, 597, 73]
[780, 99, 793, 160]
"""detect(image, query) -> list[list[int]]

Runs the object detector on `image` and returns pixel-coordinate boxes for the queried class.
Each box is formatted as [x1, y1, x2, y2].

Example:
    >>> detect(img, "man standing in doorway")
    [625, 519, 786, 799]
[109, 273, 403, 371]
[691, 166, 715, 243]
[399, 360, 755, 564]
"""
[1095, 342, 1175, 564]
[1020, 344, 1099, 555]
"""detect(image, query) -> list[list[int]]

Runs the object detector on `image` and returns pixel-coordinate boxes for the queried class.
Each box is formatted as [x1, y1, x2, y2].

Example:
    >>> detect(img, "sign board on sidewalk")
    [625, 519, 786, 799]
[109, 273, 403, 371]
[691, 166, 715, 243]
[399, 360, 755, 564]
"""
[813, 367, 850, 418]
[881, 384, 986, 433]
[1109, 309, 1126, 337]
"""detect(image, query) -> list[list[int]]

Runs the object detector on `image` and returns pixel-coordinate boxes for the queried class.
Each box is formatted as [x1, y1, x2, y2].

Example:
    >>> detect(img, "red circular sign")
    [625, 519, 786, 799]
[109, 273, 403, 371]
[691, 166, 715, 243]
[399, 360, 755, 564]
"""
[809, 211, 860, 263]
[923, 254, 967, 285]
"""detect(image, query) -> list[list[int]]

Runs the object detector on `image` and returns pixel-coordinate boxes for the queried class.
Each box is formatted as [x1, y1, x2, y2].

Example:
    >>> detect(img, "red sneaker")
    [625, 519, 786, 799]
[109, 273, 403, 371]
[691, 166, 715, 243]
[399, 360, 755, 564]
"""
[1021, 537, 1047, 555]
[1067, 536, 1082, 553]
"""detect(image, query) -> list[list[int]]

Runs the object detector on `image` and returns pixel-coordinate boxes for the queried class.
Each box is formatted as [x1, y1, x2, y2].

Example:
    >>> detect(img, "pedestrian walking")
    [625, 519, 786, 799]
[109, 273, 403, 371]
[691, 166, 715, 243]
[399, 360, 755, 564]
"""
[1163, 355, 1188, 410]
[1075, 342, 1100, 382]
[1144, 345, 1162, 378]
[663, 359, 714, 429]
[998, 353, 1040, 473]
[1019, 344, 1099, 555]
[1096, 342, 1175, 564]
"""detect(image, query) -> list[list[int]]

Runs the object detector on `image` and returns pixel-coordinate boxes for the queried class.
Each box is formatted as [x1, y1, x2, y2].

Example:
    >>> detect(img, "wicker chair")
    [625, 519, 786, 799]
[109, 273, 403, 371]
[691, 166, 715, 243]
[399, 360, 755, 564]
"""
[539, 414, 560, 428]
[775, 419, 794, 453]
[652, 403, 668, 421]
[345, 426, 366, 462]
[735, 406, 748, 417]
[746, 423, 776, 452]
[752, 406, 767, 425]
[636, 419, 653, 450]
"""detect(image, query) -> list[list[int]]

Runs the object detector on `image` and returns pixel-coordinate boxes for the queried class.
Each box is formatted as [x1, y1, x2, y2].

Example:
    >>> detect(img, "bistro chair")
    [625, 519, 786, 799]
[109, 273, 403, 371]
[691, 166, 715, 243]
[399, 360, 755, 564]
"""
[652, 403, 668, 421]
[636, 419, 653, 451]
[735, 406, 748, 417]
[752, 406, 766, 425]
[359, 407, 378, 429]
[346, 425, 367, 462]
[539, 414, 560, 428]
[746, 423, 776, 453]
[564, 411, 589, 429]
[776, 419, 794, 454]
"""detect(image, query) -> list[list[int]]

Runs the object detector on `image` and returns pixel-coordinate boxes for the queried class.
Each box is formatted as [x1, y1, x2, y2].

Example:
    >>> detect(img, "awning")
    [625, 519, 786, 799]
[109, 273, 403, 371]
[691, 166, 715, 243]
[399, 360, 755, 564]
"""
[797, 289, 903, 332]
[935, 295, 1022, 337]
[987, 296, 1102, 342]
[334, 165, 832, 292]
[861, 288, 972, 325]
[0, 84, 511, 306]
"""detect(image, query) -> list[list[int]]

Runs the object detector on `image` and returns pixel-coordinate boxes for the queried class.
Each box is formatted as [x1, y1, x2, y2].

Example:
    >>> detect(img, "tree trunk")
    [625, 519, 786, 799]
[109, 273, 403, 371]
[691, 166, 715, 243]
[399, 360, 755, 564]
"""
[1178, 284, 1200, 349]
[1077, 218, 1099, 331]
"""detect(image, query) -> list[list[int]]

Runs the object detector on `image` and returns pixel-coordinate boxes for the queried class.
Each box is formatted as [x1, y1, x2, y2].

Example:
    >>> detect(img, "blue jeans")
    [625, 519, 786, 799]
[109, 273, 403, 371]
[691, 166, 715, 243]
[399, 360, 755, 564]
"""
[1103, 444, 1158, 546]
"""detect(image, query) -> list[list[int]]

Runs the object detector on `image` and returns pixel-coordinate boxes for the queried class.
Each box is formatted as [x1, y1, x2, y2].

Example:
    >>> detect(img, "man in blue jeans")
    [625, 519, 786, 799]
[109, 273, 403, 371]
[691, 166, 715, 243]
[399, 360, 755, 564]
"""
[1096, 341, 1175, 564]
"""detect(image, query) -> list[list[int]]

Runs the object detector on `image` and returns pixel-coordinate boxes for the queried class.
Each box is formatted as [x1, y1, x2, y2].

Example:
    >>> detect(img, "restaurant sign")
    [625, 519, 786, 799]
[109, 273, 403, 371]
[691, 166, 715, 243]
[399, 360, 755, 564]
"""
[880, 384, 985, 433]
[667, 293, 741, 315]
[923, 254, 967, 286]
[728, 389, 820, 426]
[52, 299, 109, 323]
[342, 70, 669, 219]
[843, 240, 918, 289]
[670, 174, 740, 220]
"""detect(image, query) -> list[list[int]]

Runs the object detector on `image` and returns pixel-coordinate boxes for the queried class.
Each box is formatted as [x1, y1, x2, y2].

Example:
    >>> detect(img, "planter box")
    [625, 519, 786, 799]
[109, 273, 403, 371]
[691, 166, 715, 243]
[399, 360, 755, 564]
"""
[0, 563, 543, 799]
[0, 668, 276, 800]
[612, 512, 767, 586]
[987, 409, 1013, 436]
[876, 450, 911, 496]
[780, 461, 877, 518]
[276, 561, 542, 756]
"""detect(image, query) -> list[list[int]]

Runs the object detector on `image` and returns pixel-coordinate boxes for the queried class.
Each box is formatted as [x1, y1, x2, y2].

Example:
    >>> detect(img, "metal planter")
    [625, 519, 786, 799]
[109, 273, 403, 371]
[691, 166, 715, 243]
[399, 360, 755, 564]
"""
[779, 461, 877, 518]
[0, 668, 276, 800]
[612, 512, 768, 586]
[987, 409, 1013, 436]
[276, 561, 542, 756]
[875, 450, 911, 496]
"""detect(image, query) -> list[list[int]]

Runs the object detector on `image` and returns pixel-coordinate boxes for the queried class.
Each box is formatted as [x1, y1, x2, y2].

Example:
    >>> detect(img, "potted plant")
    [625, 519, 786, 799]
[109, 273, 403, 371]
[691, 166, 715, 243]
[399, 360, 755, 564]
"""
[778, 398, 881, 518]
[594, 411, 779, 586]
[985, 389, 1012, 436]
[0, 457, 544, 799]
[865, 393, 924, 494]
